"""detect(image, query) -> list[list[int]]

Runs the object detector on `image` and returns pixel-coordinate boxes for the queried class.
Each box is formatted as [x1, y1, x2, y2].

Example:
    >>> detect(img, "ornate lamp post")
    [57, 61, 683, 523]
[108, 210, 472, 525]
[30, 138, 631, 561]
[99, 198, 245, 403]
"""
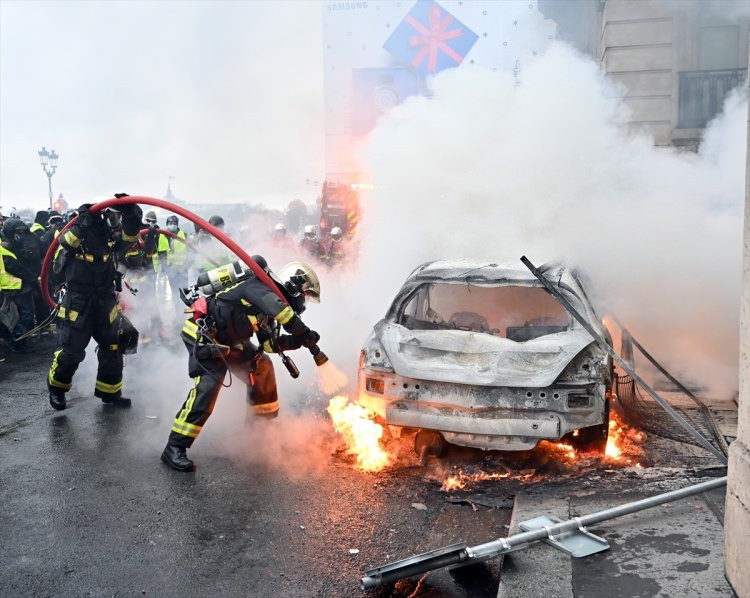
[38, 146, 59, 209]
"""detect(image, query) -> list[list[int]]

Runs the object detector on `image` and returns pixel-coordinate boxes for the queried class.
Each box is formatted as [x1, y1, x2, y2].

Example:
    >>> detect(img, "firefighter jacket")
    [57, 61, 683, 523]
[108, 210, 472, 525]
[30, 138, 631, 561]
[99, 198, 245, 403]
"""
[120, 226, 157, 273]
[57, 209, 139, 294]
[205, 276, 310, 348]
[30, 222, 45, 236]
[41, 223, 65, 255]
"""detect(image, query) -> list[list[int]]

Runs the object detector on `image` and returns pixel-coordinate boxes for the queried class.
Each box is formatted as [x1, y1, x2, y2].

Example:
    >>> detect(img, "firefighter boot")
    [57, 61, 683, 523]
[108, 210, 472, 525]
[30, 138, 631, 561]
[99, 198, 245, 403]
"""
[161, 443, 195, 472]
[102, 396, 132, 408]
[49, 391, 67, 411]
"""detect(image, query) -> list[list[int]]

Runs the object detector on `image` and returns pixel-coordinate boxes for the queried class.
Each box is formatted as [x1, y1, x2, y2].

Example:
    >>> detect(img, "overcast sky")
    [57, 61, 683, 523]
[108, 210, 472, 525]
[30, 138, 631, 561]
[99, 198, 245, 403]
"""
[0, 0, 325, 212]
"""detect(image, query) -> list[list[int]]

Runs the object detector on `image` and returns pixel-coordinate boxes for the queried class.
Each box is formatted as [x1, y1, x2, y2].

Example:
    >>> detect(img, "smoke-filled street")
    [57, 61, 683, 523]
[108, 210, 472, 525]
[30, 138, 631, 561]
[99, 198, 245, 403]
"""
[1, 332, 736, 597]
[2, 0, 749, 596]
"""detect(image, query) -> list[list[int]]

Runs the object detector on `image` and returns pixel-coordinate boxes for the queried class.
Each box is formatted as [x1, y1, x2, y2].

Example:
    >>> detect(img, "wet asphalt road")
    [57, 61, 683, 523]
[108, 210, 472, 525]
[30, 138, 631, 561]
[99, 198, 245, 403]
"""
[0, 336, 511, 598]
[5, 335, 726, 598]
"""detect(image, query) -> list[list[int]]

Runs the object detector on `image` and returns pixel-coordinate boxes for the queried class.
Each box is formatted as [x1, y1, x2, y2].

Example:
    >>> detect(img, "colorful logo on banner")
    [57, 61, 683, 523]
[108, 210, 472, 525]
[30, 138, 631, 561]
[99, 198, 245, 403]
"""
[383, 0, 478, 76]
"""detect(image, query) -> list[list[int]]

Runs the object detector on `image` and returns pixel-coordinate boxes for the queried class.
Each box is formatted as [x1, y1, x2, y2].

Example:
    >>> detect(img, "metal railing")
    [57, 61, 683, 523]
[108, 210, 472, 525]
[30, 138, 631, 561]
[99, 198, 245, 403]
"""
[678, 68, 747, 129]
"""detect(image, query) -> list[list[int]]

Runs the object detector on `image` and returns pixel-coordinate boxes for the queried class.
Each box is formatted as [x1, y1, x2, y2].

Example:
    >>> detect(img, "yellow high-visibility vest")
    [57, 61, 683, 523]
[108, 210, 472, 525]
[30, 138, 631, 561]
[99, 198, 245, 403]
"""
[0, 246, 23, 291]
[168, 229, 188, 267]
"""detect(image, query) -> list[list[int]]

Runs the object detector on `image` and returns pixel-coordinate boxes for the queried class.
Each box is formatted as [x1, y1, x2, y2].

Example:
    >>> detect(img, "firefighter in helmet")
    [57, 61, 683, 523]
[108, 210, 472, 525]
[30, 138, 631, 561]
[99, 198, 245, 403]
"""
[320, 226, 347, 265]
[298, 225, 319, 257]
[161, 259, 322, 472]
[47, 196, 142, 410]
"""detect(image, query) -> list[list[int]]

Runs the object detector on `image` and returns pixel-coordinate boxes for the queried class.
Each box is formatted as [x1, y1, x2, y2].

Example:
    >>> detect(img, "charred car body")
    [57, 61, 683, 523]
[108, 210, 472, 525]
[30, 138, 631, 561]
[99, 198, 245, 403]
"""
[358, 260, 613, 454]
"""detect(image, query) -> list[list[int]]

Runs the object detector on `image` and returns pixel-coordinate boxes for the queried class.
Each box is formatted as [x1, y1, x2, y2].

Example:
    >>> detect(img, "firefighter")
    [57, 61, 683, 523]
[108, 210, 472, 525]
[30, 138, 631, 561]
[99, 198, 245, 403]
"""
[0, 218, 37, 352]
[297, 225, 319, 258]
[118, 210, 160, 346]
[320, 226, 347, 265]
[160, 259, 322, 472]
[47, 198, 142, 411]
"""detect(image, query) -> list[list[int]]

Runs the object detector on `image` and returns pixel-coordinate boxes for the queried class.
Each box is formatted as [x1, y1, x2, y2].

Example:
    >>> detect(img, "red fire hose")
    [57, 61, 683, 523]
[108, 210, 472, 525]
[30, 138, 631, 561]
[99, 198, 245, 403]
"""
[40, 196, 288, 309]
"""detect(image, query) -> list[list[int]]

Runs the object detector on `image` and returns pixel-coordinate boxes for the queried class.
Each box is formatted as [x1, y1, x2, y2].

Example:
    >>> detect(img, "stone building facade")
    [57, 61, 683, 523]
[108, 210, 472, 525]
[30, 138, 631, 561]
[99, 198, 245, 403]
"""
[541, 0, 749, 148]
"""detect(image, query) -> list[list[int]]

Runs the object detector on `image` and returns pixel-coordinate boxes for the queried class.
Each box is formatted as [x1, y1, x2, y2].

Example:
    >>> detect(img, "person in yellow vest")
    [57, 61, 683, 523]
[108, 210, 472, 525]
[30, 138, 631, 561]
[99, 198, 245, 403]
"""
[0, 246, 18, 352]
[0, 218, 37, 353]
[164, 215, 189, 317]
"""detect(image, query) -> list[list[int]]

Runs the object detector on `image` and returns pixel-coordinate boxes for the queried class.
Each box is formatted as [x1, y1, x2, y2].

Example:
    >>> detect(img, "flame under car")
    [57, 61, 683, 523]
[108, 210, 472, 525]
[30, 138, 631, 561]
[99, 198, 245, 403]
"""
[358, 260, 613, 455]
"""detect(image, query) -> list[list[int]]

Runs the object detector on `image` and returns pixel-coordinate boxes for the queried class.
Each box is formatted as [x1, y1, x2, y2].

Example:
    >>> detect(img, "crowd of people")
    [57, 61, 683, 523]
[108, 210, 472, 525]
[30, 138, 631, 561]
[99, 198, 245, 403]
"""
[0, 204, 342, 358]
[1, 199, 325, 473]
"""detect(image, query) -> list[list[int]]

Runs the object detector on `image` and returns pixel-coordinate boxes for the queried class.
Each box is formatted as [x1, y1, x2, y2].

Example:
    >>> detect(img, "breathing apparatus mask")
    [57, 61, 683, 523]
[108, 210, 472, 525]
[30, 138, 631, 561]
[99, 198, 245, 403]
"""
[103, 208, 122, 230]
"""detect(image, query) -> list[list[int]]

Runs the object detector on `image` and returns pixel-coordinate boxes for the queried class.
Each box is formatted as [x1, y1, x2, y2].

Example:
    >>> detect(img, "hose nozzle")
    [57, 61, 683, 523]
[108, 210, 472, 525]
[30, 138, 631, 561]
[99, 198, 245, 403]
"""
[309, 344, 329, 367]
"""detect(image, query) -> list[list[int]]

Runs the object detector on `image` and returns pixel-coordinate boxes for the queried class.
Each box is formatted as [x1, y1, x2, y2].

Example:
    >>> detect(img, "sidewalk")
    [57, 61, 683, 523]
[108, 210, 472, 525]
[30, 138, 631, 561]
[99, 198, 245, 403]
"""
[497, 473, 733, 598]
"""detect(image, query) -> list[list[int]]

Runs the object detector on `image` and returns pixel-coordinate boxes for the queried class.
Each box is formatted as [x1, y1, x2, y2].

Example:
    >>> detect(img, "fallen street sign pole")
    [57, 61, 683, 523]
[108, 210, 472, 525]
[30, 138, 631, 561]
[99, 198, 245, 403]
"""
[359, 476, 727, 590]
[520, 256, 727, 464]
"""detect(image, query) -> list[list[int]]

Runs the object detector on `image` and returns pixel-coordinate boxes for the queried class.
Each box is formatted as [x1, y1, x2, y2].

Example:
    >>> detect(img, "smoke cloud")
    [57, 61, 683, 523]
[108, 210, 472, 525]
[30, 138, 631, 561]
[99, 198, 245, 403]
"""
[343, 42, 746, 398]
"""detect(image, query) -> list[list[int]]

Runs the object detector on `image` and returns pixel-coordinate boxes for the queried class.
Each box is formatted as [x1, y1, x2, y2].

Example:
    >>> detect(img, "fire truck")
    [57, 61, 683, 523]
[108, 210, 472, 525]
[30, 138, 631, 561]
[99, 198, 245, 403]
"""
[317, 180, 361, 239]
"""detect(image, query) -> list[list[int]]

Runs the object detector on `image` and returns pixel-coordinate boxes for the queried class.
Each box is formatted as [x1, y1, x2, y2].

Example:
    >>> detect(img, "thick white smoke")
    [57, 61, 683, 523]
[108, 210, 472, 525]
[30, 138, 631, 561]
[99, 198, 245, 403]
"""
[66, 41, 747, 470]
[345, 42, 746, 398]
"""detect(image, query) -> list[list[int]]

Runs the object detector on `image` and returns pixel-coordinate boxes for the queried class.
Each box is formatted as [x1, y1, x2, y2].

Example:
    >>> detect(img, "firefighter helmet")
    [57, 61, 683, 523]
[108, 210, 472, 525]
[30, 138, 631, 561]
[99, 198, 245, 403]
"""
[303, 225, 317, 240]
[166, 215, 178, 225]
[274, 222, 287, 237]
[48, 210, 63, 225]
[330, 226, 343, 242]
[277, 261, 321, 303]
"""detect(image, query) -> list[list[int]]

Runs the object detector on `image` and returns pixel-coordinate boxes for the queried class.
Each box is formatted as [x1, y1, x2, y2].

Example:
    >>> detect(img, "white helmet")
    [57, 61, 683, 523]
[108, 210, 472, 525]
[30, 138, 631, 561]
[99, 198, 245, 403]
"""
[330, 226, 343, 242]
[277, 261, 320, 303]
[274, 222, 287, 235]
[303, 225, 317, 240]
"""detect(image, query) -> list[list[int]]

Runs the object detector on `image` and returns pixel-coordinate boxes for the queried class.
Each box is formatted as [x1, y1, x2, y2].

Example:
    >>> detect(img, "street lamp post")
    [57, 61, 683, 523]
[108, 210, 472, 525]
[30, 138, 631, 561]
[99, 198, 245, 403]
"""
[38, 146, 59, 209]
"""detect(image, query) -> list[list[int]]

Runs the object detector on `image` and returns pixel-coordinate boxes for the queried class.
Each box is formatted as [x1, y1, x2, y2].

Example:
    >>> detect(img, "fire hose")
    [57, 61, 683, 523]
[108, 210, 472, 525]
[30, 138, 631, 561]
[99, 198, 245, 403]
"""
[40, 195, 328, 368]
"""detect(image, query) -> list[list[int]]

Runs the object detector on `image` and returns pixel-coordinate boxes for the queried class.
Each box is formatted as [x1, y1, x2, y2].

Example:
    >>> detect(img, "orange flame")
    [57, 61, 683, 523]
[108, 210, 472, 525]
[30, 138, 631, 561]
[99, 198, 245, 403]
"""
[441, 470, 514, 491]
[326, 396, 391, 471]
[316, 361, 348, 394]
[605, 410, 645, 465]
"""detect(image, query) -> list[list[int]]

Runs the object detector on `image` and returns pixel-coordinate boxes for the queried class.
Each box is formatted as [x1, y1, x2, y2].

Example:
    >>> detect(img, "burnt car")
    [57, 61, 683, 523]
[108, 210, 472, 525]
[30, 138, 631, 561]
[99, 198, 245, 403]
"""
[358, 259, 613, 456]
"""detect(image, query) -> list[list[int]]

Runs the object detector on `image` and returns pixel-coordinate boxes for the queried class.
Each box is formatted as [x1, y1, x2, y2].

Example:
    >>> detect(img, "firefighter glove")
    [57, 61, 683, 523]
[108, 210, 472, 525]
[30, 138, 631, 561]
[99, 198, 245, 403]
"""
[76, 204, 96, 230]
[300, 329, 320, 349]
[119, 204, 144, 237]
[277, 334, 303, 352]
